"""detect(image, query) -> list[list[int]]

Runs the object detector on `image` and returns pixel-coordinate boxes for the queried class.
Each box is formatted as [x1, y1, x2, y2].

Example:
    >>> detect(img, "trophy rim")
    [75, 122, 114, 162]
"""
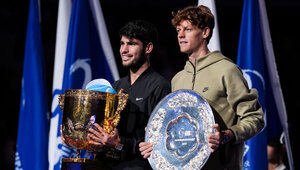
[62, 158, 100, 163]
[64, 89, 118, 98]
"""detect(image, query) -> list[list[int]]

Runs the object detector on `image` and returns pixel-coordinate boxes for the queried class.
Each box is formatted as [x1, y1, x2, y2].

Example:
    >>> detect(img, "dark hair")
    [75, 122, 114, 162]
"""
[119, 20, 158, 47]
[268, 136, 285, 156]
[171, 5, 215, 44]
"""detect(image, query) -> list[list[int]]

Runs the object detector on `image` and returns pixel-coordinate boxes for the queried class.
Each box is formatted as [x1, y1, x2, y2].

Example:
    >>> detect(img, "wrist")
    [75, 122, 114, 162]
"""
[221, 130, 232, 145]
[115, 143, 123, 151]
[114, 137, 123, 151]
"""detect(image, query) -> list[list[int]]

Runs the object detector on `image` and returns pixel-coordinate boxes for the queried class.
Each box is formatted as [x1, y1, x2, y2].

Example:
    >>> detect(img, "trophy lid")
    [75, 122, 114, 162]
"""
[85, 79, 117, 94]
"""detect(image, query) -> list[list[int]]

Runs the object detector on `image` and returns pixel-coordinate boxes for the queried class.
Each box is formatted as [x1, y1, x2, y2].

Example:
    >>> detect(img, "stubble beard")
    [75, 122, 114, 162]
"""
[123, 52, 147, 70]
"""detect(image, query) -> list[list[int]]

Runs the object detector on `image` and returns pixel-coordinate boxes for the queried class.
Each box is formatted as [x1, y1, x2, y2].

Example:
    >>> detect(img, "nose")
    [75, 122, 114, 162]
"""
[178, 30, 185, 39]
[120, 44, 128, 54]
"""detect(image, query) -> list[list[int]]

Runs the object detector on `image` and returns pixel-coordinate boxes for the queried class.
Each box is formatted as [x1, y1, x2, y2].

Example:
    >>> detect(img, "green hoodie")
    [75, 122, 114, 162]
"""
[172, 51, 264, 170]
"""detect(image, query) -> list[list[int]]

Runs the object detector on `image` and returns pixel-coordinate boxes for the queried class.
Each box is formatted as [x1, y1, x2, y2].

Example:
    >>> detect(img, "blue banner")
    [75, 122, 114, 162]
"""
[63, 0, 114, 90]
[48, 0, 119, 169]
[237, 0, 282, 169]
[15, 0, 49, 169]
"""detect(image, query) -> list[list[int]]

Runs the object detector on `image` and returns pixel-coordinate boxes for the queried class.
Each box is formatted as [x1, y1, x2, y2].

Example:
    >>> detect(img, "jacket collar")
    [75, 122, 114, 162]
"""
[127, 67, 153, 86]
[184, 51, 227, 73]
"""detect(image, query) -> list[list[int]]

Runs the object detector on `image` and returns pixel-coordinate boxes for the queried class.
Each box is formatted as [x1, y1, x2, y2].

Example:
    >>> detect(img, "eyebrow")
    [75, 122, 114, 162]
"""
[120, 40, 139, 44]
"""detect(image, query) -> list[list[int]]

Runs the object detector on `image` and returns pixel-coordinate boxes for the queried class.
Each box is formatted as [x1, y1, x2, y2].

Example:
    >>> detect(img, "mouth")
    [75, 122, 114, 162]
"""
[121, 55, 132, 62]
[179, 41, 188, 46]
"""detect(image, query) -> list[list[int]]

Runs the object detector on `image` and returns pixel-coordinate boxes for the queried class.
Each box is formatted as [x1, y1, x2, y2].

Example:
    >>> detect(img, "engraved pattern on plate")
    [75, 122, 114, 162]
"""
[146, 90, 215, 170]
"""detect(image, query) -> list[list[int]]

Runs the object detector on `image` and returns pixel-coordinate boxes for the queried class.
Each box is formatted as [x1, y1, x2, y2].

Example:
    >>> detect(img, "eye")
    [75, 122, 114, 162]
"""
[128, 42, 137, 45]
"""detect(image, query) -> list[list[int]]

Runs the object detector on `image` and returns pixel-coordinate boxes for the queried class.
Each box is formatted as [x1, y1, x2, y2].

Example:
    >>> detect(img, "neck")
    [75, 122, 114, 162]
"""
[129, 62, 149, 85]
[188, 46, 210, 65]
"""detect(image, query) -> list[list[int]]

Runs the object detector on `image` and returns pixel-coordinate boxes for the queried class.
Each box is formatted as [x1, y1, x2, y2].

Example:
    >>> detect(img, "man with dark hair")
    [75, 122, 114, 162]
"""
[140, 5, 264, 170]
[88, 20, 171, 169]
[268, 136, 287, 170]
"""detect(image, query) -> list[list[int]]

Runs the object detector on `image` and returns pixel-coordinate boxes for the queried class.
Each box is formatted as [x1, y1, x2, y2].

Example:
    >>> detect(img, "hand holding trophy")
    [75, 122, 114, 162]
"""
[59, 79, 128, 169]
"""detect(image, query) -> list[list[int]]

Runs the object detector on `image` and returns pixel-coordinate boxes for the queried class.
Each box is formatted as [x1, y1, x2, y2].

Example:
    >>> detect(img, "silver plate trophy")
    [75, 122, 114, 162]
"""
[145, 90, 215, 170]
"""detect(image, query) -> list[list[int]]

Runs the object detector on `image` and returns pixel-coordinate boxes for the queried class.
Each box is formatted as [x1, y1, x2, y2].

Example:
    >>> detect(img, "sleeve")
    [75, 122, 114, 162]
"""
[152, 80, 171, 110]
[224, 65, 265, 143]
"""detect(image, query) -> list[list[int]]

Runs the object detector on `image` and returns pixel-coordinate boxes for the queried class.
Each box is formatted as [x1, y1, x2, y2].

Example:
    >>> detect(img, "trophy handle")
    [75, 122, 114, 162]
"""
[58, 94, 65, 110]
[114, 89, 128, 124]
[105, 89, 128, 134]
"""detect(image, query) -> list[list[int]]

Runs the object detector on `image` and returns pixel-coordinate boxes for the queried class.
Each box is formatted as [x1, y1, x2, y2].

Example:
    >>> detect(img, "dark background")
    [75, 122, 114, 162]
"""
[1, 0, 299, 169]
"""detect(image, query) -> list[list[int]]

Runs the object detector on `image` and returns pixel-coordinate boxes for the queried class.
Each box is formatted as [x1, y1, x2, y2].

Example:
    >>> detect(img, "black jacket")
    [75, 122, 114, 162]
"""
[97, 67, 170, 170]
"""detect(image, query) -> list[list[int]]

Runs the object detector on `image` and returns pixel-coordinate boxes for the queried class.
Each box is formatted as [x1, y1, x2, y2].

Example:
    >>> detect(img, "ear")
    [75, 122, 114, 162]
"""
[145, 42, 154, 54]
[202, 27, 210, 39]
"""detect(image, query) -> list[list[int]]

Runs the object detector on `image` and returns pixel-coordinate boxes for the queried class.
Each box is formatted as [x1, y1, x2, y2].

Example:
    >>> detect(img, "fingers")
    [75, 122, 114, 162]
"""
[88, 123, 105, 146]
[88, 124, 120, 147]
[209, 129, 221, 141]
[208, 124, 221, 153]
[212, 123, 220, 132]
[89, 127, 103, 138]
[89, 123, 106, 138]
[208, 135, 220, 152]
[142, 151, 152, 159]
[94, 123, 106, 134]
[209, 124, 221, 145]
[88, 138, 102, 146]
[139, 142, 151, 149]
[112, 128, 119, 137]
[88, 132, 103, 144]
[141, 146, 153, 159]
[139, 142, 153, 159]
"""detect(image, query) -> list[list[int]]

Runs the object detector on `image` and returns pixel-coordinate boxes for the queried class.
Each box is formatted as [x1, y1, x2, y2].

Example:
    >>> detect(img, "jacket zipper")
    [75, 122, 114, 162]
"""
[192, 59, 196, 90]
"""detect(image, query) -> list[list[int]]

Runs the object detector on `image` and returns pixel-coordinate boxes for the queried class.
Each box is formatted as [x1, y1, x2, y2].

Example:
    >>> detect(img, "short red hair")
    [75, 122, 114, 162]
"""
[172, 5, 215, 44]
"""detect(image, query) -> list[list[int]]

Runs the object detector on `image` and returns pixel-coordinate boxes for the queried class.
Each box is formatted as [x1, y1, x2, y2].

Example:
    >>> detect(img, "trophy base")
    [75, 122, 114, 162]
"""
[61, 158, 101, 170]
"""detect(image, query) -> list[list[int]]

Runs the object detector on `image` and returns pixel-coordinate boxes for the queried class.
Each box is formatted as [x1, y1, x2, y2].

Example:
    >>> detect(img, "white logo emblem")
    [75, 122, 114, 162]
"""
[136, 97, 143, 101]
[242, 69, 265, 90]
[70, 58, 92, 89]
